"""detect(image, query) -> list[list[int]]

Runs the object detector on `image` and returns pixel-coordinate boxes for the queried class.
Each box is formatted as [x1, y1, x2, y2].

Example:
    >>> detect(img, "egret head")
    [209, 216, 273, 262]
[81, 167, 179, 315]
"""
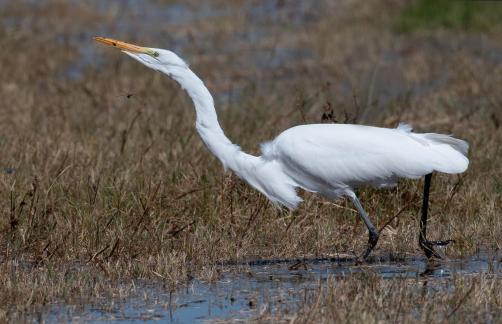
[94, 36, 188, 72]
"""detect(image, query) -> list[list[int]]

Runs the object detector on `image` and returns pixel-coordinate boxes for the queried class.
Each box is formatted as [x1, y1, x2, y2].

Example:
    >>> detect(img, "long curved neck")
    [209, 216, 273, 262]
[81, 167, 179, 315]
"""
[163, 65, 257, 171]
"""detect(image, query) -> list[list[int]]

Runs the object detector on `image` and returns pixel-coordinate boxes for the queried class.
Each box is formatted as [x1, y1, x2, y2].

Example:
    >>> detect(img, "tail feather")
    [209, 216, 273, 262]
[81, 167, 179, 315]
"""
[414, 133, 469, 174]
[423, 133, 469, 156]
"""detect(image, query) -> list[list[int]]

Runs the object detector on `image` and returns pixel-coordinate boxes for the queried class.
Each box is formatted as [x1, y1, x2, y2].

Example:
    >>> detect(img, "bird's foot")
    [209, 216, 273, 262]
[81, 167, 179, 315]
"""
[419, 237, 455, 259]
[362, 230, 380, 261]
[428, 239, 455, 246]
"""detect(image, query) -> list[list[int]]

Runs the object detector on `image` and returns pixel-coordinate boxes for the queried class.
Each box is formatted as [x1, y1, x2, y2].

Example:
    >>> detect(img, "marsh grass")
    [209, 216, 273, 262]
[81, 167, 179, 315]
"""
[268, 273, 502, 323]
[0, 0, 501, 321]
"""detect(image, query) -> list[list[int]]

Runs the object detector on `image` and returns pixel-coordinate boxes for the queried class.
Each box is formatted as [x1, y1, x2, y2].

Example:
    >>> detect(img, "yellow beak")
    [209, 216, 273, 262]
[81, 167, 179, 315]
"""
[94, 36, 157, 56]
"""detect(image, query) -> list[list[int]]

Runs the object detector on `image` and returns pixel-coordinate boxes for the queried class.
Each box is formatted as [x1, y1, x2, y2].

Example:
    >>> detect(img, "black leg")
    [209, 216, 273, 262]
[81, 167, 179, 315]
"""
[419, 173, 454, 259]
[364, 229, 379, 260]
[348, 193, 379, 260]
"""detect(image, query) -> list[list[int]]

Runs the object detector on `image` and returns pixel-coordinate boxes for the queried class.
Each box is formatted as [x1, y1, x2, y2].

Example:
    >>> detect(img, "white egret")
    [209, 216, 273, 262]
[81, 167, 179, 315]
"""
[94, 37, 469, 259]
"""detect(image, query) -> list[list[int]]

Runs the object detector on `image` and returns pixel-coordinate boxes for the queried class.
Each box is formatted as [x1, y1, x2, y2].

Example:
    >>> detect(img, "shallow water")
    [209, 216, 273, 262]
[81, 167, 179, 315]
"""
[35, 251, 501, 323]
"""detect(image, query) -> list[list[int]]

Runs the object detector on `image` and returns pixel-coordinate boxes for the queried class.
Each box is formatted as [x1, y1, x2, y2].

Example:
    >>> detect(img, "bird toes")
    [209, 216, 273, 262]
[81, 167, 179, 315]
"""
[420, 238, 454, 259]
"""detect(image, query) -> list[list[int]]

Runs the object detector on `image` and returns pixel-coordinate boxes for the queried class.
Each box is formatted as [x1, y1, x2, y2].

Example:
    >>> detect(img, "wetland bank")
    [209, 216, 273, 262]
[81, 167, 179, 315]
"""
[1, 0, 502, 322]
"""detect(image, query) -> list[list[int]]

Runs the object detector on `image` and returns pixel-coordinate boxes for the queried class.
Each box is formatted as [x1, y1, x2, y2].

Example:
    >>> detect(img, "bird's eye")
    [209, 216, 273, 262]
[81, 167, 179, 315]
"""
[153, 51, 159, 57]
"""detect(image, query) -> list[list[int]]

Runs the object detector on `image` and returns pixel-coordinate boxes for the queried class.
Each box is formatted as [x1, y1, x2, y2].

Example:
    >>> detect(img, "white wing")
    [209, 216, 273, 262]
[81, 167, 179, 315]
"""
[261, 124, 468, 195]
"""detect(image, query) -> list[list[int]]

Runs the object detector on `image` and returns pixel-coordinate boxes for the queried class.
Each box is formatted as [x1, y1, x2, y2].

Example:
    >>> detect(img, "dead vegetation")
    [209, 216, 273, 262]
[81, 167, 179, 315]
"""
[265, 273, 502, 323]
[0, 0, 501, 321]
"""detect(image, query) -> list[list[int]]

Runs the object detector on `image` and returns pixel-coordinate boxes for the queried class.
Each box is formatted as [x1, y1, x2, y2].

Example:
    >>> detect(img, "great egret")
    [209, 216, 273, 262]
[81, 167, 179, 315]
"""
[94, 37, 469, 259]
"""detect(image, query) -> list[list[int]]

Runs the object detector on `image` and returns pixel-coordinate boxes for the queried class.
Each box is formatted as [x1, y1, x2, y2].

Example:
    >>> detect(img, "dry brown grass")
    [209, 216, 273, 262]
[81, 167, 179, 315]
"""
[0, 0, 501, 321]
[269, 273, 502, 323]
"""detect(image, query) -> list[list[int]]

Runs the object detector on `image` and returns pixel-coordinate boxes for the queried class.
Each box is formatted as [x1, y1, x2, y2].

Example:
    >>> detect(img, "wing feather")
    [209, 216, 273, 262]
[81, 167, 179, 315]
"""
[265, 124, 440, 193]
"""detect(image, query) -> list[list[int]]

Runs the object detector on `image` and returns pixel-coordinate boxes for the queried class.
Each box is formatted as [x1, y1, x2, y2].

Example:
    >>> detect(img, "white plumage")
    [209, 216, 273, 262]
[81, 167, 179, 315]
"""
[259, 123, 468, 208]
[95, 37, 469, 259]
